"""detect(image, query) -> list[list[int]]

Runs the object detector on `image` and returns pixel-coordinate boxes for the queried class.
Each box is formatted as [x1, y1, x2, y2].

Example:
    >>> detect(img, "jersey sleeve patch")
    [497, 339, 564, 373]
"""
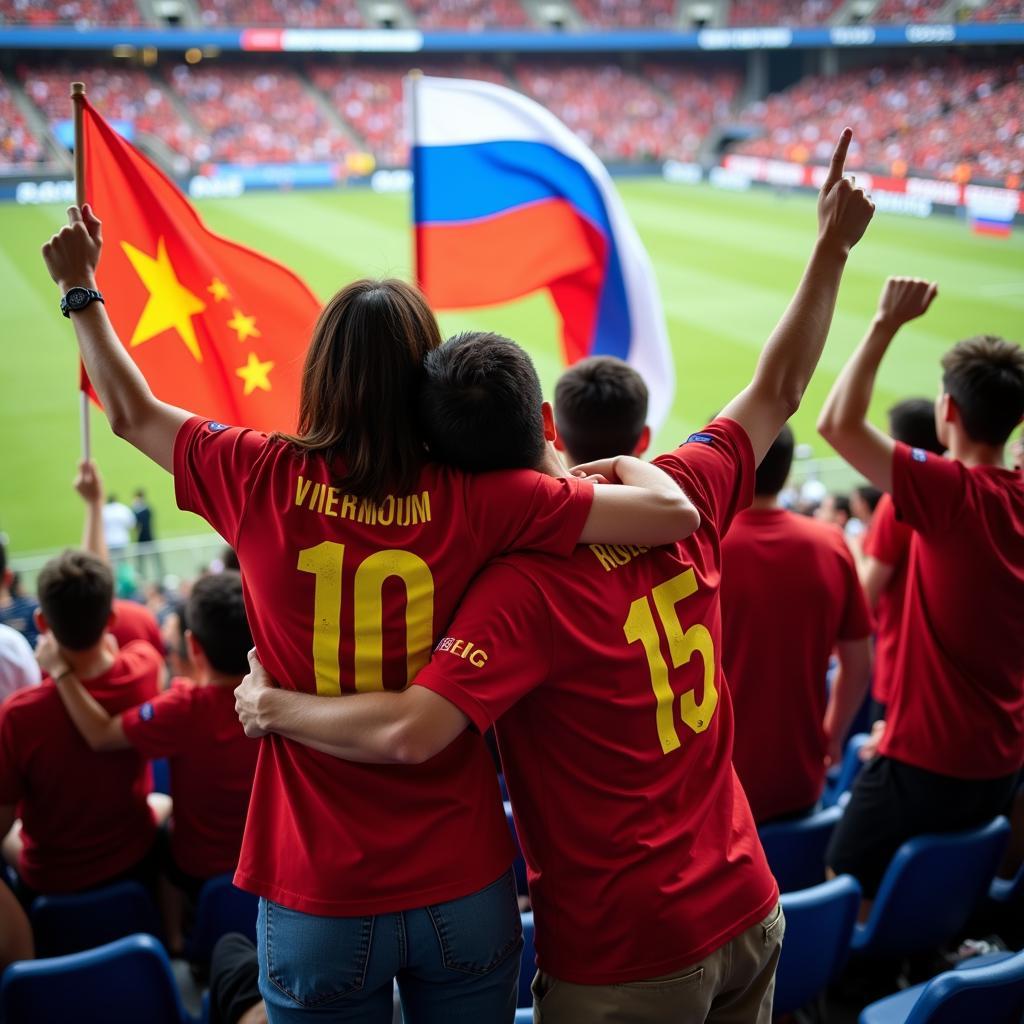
[207, 421, 232, 433]
[685, 432, 714, 446]
[138, 702, 155, 722]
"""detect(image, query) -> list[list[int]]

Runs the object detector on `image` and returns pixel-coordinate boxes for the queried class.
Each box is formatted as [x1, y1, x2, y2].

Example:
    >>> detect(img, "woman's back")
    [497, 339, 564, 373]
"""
[175, 416, 592, 914]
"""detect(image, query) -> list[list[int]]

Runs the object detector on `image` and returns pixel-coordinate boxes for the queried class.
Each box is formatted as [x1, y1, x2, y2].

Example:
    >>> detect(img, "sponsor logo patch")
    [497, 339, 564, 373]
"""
[139, 702, 155, 722]
[207, 421, 230, 433]
[911, 448, 928, 463]
[686, 432, 714, 446]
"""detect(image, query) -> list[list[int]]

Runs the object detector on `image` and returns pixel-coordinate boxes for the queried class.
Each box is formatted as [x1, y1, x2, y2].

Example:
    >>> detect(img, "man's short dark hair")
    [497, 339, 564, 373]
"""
[37, 550, 113, 651]
[418, 332, 546, 472]
[187, 571, 252, 676]
[941, 335, 1024, 446]
[854, 484, 883, 515]
[755, 424, 795, 496]
[554, 357, 648, 464]
[0, 541, 6, 580]
[887, 398, 944, 454]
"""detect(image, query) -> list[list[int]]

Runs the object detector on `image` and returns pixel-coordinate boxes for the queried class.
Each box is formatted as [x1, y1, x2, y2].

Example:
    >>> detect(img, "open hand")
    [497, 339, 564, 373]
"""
[875, 277, 938, 331]
[41, 204, 103, 291]
[817, 129, 875, 256]
[234, 648, 274, 739]
[73, 459, 104, 505]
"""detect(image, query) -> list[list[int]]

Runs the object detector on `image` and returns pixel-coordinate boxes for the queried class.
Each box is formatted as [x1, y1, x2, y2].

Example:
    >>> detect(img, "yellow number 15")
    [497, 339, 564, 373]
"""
[624, 568, 718, 755]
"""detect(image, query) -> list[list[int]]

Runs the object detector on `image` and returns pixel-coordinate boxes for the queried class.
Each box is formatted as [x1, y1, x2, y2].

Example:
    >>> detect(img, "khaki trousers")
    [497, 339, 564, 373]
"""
[531, 903, 785, 1024]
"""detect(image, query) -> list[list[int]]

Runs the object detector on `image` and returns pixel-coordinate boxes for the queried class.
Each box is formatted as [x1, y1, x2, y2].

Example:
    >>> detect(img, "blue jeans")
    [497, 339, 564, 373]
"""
[258, 868, 522, 1023]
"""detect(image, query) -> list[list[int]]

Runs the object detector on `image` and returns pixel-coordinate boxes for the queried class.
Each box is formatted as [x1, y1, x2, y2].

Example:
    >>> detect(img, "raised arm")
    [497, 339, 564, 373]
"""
[234, 650, 469, 765]
[36, 633, 130, 752]
[576, 456, 700, 545]
[41, 205, 192, 472]
[75, 460, 109, 562]
[818, 277, 938, 493]
[720, 129, 875, 464]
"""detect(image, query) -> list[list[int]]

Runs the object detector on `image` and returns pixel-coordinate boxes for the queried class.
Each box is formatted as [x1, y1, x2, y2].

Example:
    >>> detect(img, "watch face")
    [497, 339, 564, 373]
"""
[65, 287, 91, 309]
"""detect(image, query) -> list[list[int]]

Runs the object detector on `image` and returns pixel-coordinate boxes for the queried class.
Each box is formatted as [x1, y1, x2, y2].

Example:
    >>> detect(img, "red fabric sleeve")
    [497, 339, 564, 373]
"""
[412, 563, 551, 732]
[837, 542, 874, 641]
[0, 700, 23, 804]
[862, 494, 910, 566]
[891, 442, 965, 537]
[466, 471, 594, 558]
[653, 418, 755, 537]
[173, 416, 271, 546]
[121, 683, 196, 759]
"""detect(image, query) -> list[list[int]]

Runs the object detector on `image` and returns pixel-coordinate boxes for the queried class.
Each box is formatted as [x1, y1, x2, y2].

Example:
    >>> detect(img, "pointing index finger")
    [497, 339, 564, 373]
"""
[824, 128, 853, 191]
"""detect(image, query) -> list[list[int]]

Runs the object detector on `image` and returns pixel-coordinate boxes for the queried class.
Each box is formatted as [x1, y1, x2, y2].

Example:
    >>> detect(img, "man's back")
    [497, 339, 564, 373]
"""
[415, 420, 777, 984]
[0, 641, 160, 893]
[721, 509, 871, 821]
[882, 445, 1024, 778]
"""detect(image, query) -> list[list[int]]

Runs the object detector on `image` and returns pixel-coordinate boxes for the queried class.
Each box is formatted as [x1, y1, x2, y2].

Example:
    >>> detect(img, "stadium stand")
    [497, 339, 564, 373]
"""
[972, 0, 1024, 19]
[405, 0, 530, 29]
[195, 0, 363, 27]
[0, 73, 45, 168]
[166, 64, 354, 164]
[872, 0, 948, 22]
[0, 0, 144, 26]
[23, 67, 204, 162]
[573, 0, 678, 28]
[728, 0, 843, 26]
[734, 57, 1024, 183]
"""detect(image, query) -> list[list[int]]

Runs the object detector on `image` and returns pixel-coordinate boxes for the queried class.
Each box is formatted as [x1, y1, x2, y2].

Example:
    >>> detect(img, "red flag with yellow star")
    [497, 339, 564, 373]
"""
[81, 97, 321, 432]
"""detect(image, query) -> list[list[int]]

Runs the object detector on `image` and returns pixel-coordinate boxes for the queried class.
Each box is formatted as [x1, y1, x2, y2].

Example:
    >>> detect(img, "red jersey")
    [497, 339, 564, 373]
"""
[0, 641, 160, 893]
[415, 420, 777, 984]
[122, 678, 258, 879]
[720, 509, 872, 822]
[861, 494, 912, 706]
[174, 416, 594, 914]
[880, 444, 1024, 779]
[111, 599, 163, 656]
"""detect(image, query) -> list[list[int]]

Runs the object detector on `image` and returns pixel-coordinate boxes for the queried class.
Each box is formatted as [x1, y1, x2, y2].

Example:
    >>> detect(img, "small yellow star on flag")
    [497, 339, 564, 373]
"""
[122, 238, 207, 362]
[208, 278, 231, 303]
[236, 352, 274, 395]
[227, 309, 262, 342]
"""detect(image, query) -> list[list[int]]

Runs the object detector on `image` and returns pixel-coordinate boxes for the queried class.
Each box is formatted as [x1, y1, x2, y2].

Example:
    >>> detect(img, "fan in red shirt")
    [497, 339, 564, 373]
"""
[820, 277, 1024, 899]
[51, 570, 257, 953]
[43, 211, 700, 1022]
[234, 134, 875, 1023]
[858, 399, 944, 722]
[721, 425, 872, 824]
[0, 551, 159, 900]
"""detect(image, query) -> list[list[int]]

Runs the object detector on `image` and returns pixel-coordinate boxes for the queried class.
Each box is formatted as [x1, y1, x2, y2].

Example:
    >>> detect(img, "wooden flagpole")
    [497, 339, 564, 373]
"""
[71, 80, 91, 463]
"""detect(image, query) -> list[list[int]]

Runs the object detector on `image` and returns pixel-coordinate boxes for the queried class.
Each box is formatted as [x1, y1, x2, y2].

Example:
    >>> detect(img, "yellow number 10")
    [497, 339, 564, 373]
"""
[623, 568, 718, 755]
[298, 542, 435, 696]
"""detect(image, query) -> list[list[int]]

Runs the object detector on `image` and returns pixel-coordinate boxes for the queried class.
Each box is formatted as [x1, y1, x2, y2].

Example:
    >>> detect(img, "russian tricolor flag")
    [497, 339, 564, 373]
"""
[409, 75, 675, 428]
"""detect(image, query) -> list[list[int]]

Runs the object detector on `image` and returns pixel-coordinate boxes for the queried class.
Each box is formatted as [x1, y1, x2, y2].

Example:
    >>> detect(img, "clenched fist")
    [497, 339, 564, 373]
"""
[41, 204, 103, 292]
[875, 276, 939, 331]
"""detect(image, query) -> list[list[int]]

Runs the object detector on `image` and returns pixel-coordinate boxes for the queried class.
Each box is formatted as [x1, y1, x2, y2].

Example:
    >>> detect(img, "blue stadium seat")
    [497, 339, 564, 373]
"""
[859, 948, 1024, 1024]
[773, 875, 861, 1016]
[989, 862, 1024, 905]
[151, 756, 172, 796]
[515, 1011, 533, 1024]
[504, 801, 529, 897]
[822, 732, 870, 809]
[0, 933, 191, 1024]
[498, 773, 509, 801]
[758, 804, 843, 893]
[519, 911, 536, 1008]
[852, 817, 1011, 959]
[30, 879, 162, 957]
[183, 873, 259, 963]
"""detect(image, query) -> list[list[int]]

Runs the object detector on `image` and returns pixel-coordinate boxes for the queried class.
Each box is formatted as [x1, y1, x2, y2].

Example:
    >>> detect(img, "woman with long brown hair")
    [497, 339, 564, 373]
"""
[41, 205, 696, 1024]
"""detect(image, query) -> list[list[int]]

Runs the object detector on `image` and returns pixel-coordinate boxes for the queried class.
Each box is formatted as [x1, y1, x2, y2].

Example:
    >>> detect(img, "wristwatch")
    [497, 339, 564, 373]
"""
[61, 286, 104, 318]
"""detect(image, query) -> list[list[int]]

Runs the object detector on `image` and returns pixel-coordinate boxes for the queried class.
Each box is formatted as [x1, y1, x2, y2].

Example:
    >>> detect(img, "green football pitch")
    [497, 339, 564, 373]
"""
[2, 179, 1022, 557]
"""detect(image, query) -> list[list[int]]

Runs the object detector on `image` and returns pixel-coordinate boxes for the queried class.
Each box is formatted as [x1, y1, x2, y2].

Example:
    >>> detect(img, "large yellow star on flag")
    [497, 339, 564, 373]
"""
[122, 238, 207, 363]
[236, 352, 274, 395]
[227, 309, 261, 342]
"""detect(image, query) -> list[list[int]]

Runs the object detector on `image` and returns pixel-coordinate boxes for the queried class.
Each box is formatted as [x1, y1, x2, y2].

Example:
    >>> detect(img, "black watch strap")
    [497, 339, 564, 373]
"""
[61, 287, 105, 318]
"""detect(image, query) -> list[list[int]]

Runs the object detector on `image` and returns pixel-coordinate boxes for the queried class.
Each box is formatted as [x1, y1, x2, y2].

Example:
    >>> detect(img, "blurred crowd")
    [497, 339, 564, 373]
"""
[196, 0, 362, 26]
[2, 54, 1022, 187]
[405, 0, 529, 30]
[728, 0, 842, 26]
[735, 56, 1024, 185]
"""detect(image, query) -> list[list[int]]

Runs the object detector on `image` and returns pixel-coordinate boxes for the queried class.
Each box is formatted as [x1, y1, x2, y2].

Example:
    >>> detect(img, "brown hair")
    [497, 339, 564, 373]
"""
[37, 550, 113, 652]
[277, 279, 442, 501]
[554, 356, 648, 464]
[941, 335, 1024, 446]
